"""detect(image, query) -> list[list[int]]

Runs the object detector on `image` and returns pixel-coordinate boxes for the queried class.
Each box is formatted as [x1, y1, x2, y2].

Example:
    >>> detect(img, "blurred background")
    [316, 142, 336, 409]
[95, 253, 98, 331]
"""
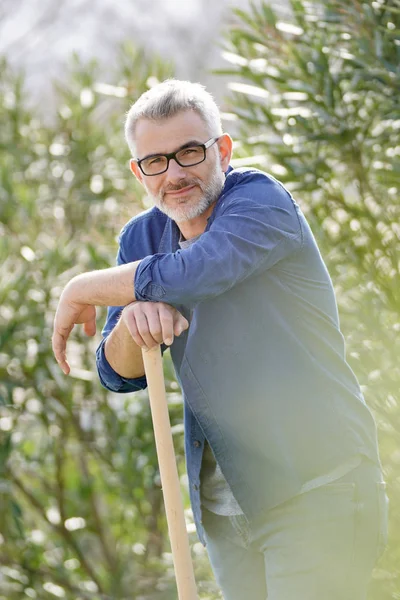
[0, 0, 399, 598]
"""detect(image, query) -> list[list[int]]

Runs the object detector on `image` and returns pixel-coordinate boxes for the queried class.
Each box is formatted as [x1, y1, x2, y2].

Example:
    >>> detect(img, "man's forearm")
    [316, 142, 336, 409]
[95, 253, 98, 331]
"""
[104, 316, 145, 379]
[66, 261, 140, 307]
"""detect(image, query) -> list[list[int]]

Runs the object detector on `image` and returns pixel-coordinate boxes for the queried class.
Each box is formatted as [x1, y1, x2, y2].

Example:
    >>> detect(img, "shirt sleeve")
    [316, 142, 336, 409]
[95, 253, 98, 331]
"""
[96, 337, 148, 393]
[134, 183, 303, 309]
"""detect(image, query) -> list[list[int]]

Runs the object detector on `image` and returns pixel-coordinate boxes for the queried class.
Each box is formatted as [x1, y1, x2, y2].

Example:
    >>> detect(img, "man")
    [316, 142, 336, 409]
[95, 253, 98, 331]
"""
[53, 79, 388, 600]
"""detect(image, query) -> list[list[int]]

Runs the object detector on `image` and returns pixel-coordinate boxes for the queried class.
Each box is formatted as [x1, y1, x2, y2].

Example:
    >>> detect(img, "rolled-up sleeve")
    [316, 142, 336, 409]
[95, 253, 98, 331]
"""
[96, 337, 148, 393]
[134, 185, 303, 309]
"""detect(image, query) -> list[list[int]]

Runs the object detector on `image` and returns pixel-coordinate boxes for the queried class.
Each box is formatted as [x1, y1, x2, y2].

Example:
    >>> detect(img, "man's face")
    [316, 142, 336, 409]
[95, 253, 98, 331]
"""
[131, 111, 231, 223]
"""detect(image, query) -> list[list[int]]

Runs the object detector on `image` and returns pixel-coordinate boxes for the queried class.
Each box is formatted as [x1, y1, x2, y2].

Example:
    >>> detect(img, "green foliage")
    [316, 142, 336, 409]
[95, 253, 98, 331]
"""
[220, 1, 399, 597]
[0, 49, 217, 599]
[2, 1, 398, 597]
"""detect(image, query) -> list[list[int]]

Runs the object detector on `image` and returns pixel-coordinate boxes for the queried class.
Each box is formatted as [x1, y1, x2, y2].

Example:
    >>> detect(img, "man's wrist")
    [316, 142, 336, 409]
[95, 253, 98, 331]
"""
[62, 273, 92, 305]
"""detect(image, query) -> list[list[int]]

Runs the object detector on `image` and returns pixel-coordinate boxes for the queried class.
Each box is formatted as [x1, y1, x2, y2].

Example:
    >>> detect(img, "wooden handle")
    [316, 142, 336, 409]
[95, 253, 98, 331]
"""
[142, 346, 198, 600]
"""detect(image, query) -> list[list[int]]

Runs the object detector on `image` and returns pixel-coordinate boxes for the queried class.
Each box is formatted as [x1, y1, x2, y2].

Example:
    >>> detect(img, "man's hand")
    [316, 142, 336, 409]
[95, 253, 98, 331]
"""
[52, 285, 97, 375]
[52, 262, 139, 375]
[121, 301, 189, 350]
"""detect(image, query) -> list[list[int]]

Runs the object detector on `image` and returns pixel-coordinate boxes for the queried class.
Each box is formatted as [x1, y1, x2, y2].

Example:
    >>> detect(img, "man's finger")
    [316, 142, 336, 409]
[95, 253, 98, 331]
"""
[174, 314, 189, 337]
[52, 332, 70, 375]
[83, 318, 97, 337]
[137, 311, 160, 348]
[144, 308, 164, 345]
[157, 305, 175, 346]
[123, 310, 151, 348]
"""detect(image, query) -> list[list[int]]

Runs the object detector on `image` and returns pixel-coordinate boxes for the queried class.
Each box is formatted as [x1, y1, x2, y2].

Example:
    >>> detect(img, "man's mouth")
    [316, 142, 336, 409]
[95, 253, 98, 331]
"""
[164, 184, 197, 196]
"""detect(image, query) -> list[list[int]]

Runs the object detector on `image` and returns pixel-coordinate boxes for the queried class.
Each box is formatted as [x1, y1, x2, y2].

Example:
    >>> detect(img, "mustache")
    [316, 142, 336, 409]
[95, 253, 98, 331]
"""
[162, 179, 202, 193]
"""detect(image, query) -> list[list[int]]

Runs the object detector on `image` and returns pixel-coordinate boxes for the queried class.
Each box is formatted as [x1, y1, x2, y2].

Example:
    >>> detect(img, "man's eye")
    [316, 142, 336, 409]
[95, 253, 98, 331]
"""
[181, 147, 200, 155]
[148, 156, 163, 165]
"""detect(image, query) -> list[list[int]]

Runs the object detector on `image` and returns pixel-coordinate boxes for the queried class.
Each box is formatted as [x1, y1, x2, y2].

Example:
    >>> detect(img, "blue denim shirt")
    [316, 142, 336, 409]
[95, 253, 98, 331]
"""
[96, 167, 381, 545]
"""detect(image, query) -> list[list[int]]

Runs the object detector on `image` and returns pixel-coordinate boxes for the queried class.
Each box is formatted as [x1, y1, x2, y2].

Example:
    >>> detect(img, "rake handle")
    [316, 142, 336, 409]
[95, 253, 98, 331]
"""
[142, 346, 198, 600]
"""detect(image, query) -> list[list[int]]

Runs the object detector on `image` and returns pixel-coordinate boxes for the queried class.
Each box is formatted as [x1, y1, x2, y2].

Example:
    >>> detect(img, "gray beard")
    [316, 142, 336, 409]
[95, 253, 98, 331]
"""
[145, 164, 225, 223]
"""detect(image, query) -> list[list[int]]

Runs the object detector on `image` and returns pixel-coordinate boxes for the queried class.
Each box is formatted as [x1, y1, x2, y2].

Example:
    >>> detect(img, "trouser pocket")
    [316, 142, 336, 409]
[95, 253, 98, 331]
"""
[376, 481, 389, 560]
[229, 514, 250, 548]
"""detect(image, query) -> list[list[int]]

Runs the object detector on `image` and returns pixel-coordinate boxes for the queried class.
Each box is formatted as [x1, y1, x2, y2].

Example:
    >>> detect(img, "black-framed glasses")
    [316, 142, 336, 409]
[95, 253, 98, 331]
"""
[136, 136, 221, 176]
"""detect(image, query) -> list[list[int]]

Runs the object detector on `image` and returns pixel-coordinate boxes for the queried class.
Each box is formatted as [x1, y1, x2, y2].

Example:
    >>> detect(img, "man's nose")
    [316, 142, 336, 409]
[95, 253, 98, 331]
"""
[165, 158, 187, 182]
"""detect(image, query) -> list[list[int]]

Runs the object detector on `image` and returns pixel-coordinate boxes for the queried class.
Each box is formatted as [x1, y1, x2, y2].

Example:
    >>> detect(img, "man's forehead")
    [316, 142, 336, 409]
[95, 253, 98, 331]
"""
[135, 110, 209, 155]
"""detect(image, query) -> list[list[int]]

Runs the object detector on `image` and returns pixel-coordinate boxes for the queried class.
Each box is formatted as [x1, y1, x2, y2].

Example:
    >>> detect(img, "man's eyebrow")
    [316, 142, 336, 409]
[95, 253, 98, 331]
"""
[139, 140, 202, 161]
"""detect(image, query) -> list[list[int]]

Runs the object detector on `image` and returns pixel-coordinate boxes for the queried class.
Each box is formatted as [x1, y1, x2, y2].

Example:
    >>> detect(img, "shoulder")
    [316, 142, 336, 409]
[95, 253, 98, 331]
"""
[209, 167, 304, 240]
[218, 167, 302, 223]
[222, 166, 294, 206]
[118, 206, 168, 260]
[120, 206, 167, 235]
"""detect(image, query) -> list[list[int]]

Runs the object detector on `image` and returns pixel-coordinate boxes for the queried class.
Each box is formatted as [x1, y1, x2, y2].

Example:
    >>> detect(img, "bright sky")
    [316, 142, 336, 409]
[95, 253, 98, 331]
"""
[0, 0, 289, 109]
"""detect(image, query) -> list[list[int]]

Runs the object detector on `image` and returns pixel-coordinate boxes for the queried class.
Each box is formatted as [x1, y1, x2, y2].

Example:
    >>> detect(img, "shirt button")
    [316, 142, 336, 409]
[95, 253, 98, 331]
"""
[193, 440, 201, 448]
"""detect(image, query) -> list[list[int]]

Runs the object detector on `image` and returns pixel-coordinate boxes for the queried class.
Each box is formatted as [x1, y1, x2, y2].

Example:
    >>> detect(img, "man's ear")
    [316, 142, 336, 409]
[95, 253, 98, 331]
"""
[130, 159, 144, 184]
[218, 133, 233, 172]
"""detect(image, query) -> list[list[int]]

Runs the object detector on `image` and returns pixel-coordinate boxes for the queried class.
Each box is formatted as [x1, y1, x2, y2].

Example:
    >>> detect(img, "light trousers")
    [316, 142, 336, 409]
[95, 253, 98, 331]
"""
[202, 459, 388, 600]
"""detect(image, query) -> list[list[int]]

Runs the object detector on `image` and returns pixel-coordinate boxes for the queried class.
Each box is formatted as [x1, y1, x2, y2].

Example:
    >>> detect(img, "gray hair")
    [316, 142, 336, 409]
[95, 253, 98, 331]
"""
[124, 79, 223, 156]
